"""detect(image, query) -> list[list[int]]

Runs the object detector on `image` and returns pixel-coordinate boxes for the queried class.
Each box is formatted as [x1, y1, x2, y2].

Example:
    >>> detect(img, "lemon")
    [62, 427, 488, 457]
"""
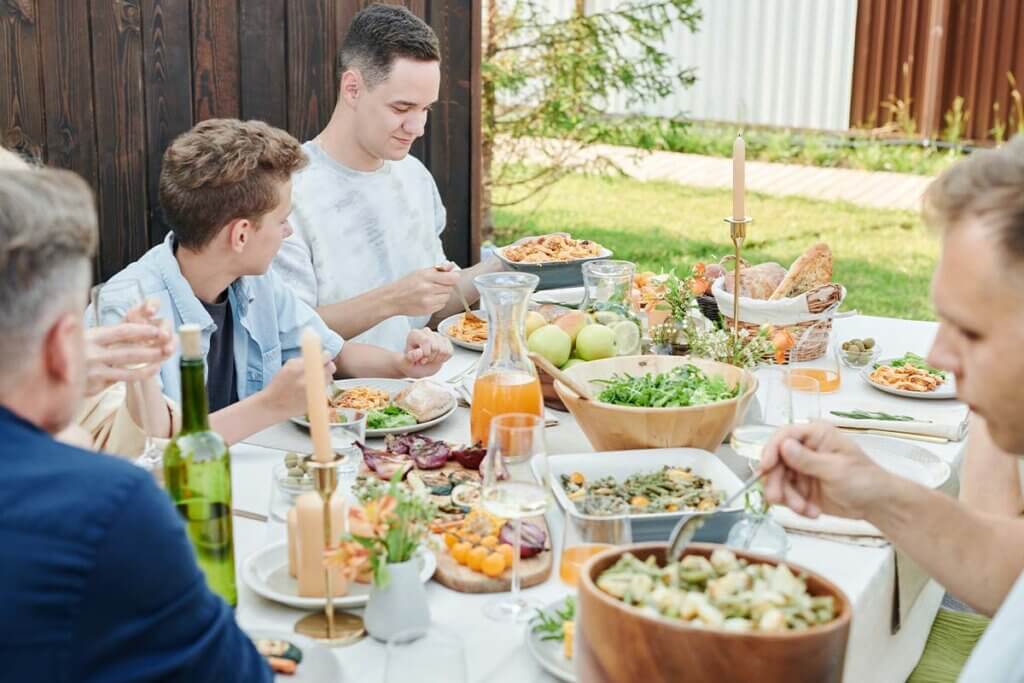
[594, 310, 623, 326]
[611, 321, 641, 355]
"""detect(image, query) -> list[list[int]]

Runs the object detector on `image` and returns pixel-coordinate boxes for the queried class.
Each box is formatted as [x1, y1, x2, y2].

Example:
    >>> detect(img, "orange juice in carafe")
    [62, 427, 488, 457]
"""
[470, 271, 542, 447]
[470, 372, 543, 446]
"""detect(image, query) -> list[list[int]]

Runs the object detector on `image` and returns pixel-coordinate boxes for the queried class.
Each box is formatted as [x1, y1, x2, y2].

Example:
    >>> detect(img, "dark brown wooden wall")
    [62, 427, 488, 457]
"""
[851, 0, 1024, 142]
[0, 0, 480, 280]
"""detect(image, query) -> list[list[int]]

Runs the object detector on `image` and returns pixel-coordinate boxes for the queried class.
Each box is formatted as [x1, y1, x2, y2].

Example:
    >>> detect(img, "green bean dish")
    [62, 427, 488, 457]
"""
[560, 466, 722, 514]
[597, 550, 837, 632]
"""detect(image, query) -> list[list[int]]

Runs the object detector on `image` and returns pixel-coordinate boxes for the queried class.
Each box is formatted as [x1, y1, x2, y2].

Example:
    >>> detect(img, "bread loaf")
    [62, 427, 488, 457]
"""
[769, 243, 833, 300]
[723, 262, 786, 299]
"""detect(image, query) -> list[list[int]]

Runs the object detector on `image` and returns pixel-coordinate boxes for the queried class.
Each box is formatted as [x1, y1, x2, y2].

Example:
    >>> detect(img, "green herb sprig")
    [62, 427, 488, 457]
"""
[530, 596, 576, 642]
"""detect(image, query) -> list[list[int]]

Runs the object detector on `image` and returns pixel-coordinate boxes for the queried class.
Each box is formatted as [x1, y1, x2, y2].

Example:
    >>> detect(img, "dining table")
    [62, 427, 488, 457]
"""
[232, 313, 967, 682]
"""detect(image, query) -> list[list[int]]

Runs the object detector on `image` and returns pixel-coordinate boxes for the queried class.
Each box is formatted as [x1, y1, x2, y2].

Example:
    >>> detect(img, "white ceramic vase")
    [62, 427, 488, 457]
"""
[363, 558, 430, 642]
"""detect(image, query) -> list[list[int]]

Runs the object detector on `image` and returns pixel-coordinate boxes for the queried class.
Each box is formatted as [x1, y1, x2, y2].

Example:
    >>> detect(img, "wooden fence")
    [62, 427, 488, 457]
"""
[851, 0, 1024, 142]
[0, 0, 480, 280]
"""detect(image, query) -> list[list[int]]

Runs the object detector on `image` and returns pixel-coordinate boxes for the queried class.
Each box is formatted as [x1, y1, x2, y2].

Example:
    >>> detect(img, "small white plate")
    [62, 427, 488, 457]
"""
[772, 434, 951, 536]
[242, 542, 437, 610]
[245, 629, 341, 682]
[290, 378, 457, 437]
[438, 311, 486, 352]
[525, 597, 576, 682]
[861, 359, 957, 400]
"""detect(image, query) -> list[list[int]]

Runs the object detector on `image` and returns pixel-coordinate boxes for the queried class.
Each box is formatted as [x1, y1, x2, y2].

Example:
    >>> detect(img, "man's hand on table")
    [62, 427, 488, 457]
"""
[761, 421, 894, 519]
[395, 329, 453, 378]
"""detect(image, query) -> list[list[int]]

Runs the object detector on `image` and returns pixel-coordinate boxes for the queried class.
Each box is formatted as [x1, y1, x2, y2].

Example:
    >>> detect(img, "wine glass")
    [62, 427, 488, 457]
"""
[730, 367, 820, 467]
[327, 407, 365, 477]
[788, 321, 840, 393]
[91, 279, 163, 474]
[384, 627, 467, 683]
[559, 495, 631, 587]
[480, 412, 548, 622]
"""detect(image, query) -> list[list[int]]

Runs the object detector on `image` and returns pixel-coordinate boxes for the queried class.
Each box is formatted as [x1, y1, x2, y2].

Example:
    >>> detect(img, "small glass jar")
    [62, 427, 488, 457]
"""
[578, 260, 645, 356]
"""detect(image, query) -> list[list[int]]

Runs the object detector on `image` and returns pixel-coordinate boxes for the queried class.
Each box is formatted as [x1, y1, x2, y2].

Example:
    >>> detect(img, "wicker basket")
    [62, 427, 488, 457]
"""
[713, 282, 846, 363]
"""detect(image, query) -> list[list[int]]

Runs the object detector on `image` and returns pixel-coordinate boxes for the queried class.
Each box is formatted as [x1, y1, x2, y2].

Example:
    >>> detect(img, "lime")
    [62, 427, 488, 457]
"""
[611, 321, 641, 355]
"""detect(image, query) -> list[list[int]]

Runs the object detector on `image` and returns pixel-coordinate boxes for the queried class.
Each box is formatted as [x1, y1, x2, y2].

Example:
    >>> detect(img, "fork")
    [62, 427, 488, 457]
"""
[435, 264, 482, 323]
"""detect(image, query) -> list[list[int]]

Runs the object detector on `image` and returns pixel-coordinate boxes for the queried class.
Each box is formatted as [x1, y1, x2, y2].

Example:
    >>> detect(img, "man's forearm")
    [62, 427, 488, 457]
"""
[317, 286, 400, 340]
[209, 393, 288, 446]
[430, 258, 504, 324]
[868, 476, 1024, 615]
[960, 415, 1024, 516]
[335, 342, 403, 379]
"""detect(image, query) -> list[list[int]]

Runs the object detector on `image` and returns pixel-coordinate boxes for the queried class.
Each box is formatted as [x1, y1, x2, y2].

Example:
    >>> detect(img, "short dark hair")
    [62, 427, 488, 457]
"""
[338, 4, 441, 88]
[159, 119, 307, 250]
[923, 135, 1024, 262]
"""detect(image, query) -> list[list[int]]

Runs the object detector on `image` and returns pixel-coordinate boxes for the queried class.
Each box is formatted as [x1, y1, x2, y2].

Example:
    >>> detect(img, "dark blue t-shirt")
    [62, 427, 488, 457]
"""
[0, 406, 271, 682]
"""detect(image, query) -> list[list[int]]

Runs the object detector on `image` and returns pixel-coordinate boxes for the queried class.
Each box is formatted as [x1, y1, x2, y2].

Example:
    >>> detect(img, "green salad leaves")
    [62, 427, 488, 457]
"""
[594, 364, 739, 408]
[366, 405, 417, 430]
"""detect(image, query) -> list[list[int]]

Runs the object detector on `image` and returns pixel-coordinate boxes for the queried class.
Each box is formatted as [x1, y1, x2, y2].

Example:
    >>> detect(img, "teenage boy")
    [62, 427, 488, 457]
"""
[0, 167, 271, 681]
[94, 118, 451, 444]
[274, 4, 502, 351]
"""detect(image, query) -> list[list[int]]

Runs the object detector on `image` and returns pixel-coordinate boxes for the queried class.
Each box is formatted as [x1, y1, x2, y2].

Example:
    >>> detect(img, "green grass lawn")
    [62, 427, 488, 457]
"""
[493, 173, 939, 321]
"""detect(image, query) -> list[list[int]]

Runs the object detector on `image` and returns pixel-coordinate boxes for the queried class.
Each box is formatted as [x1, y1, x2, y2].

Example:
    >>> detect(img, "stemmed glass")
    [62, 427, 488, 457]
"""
[480, 412, 548, 622]
[559, 495, 631, 587]
[91, 279, 163, 473]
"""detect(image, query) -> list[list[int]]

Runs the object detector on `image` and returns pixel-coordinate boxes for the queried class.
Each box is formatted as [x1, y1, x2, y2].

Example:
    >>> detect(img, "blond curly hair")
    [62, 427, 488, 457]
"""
[159, 119, 307, 249]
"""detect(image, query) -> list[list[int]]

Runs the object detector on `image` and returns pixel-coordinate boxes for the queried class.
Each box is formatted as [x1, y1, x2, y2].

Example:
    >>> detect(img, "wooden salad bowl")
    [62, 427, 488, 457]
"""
[576, 543, 852, 683]
[553, 355, 757, 452]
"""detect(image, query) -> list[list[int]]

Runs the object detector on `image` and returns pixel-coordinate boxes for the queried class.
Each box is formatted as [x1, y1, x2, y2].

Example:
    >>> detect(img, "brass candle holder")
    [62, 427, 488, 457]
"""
[294, 454, 365, 646]
[724, 216, 752, 338]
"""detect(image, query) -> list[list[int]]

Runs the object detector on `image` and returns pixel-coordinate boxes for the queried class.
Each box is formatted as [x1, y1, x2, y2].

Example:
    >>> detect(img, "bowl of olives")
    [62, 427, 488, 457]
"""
[838, 337, 881, 368]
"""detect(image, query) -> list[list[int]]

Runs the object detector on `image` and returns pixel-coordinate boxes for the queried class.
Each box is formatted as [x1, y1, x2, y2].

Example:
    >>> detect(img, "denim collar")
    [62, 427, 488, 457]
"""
[152, 233, 256, 328]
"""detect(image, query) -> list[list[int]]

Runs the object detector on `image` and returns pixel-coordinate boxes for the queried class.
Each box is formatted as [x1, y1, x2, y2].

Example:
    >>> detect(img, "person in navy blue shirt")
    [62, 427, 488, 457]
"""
[0, 167, 271, 681]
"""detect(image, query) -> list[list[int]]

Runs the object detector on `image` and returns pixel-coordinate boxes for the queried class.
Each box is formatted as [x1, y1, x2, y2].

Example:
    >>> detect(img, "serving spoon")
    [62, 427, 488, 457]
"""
[528, 352, 593, 401]
[666, 470, 765, 562]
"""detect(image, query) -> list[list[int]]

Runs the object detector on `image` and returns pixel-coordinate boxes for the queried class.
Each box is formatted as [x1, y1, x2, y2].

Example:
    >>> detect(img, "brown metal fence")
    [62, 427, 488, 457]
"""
[851, 0, 1024, 142]
[0, 0, 481, 280]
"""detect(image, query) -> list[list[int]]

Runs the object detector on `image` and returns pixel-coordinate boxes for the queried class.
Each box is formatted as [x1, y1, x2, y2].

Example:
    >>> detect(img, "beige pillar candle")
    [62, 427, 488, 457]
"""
[292, 491, 348, 596]
[732, 132, 746, 221]
[300, 328, 333, 463]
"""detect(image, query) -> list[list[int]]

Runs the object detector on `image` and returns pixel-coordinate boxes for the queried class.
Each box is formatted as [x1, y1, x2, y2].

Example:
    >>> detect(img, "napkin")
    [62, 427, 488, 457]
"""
[826, 409, 969, 442]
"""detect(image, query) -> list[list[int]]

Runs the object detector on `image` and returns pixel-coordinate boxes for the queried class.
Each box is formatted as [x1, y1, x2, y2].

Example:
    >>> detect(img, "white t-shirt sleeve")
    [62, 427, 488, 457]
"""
[959, 569, 1024, 681]
[429, 176, 449, 265]
[272, 212, 319, 309]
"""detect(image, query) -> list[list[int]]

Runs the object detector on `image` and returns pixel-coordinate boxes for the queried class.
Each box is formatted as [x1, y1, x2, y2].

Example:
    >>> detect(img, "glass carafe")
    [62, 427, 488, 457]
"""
[578, 260, 644, 356]
[470, 272, 544, 447]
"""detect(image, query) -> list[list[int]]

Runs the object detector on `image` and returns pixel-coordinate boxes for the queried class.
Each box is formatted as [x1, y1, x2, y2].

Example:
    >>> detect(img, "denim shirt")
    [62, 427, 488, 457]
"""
[87, 233, 343, 404]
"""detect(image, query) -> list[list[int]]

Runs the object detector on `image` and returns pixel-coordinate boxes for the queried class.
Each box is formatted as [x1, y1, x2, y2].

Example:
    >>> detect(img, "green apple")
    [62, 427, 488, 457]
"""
[525, 310, 546, 338]
[575, 324, 616, 361]
[528, 324, 572, 367]
[562, 358, 587, 370]
[553, 311, 587, 343]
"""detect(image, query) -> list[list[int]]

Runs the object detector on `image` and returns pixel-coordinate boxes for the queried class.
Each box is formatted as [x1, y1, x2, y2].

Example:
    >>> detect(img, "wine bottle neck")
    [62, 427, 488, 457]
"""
[180, 357, 211, 433]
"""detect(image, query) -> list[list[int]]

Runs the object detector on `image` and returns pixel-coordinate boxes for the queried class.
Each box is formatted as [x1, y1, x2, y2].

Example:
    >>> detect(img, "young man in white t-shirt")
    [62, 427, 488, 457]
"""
[759, 137, 1024, 681]
[273, 4, 501, 351]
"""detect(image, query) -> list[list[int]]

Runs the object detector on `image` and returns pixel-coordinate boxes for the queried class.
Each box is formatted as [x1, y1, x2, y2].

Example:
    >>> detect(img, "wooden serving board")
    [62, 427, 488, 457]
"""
[431, 516, 554, 593]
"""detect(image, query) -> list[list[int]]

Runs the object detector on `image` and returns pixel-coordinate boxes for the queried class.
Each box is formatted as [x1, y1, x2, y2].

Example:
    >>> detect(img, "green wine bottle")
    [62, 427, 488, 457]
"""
[163, 323, 237, 606]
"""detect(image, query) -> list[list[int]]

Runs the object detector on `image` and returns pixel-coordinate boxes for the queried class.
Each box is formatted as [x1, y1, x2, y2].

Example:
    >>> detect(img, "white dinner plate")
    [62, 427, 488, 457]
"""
[438, 311, 486, 352]
[242, 542, 436, 610]
[525, 597, 576, 682]
[861, 358, 957, 400]
[290, 378, 457, 437]
[245, 629, 342, 682]
[772, 434, 951, 536]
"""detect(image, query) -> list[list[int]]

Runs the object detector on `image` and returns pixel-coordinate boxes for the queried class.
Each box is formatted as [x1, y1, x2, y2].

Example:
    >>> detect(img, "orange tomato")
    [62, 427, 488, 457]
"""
[451, 542, 471, 565]
[444, 532, 458, 549]
[467, 546, 489, 572]
[771, 328, 795, 364]
[481, 552, 507, 578]
[480, 535, 499, 549]
[497, 543, 515, 566]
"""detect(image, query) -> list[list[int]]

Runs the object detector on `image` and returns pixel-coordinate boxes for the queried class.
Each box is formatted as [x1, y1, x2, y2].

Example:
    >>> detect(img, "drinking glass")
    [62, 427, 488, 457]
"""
[480, 413, 548, 622]
[559, 495, 631, 587]
[787, 322, 841, 393]
[384, 627, 467, 683]
[91, 279, 163, 474]
[327, 408, 365, 476]
[730, 368, 820, 466]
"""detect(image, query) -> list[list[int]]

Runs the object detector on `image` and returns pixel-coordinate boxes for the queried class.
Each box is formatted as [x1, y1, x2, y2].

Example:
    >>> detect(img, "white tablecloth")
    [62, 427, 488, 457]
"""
[232, 314, 963, 682]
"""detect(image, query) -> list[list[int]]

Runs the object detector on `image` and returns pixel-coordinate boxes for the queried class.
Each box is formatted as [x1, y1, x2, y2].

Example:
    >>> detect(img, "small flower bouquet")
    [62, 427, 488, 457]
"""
[324, 473, 437, 588]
